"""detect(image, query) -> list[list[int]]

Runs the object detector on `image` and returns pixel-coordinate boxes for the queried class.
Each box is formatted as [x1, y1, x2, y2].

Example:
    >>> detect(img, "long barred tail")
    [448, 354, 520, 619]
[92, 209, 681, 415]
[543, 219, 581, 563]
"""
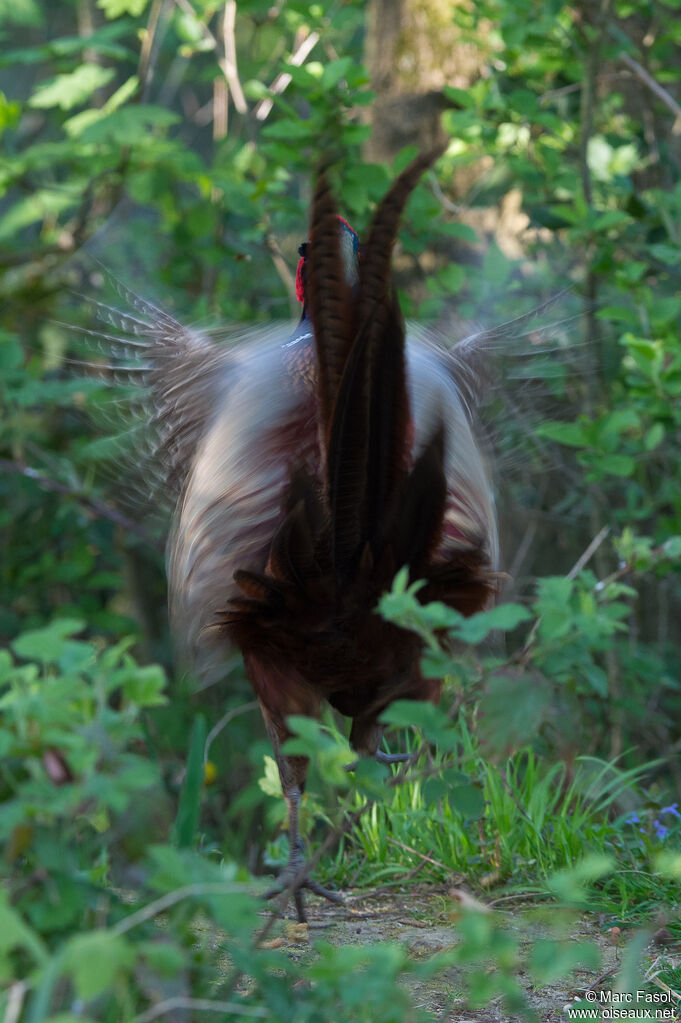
[223, 149, 497, 663]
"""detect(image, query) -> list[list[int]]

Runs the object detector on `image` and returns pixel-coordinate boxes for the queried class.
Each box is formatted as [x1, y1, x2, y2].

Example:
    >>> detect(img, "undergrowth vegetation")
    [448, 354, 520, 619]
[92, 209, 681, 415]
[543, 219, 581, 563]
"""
[2, 0, 681, 1019]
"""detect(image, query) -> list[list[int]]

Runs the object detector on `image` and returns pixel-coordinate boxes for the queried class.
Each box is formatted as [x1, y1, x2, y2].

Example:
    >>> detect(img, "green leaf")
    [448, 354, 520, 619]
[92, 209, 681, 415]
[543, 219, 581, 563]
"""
[535, 421, 590, 447]
[321, 57, 354, 91]
[662, 536, 681, 560]
[481, 244, 511, 287]
[11, 619, 85, 664]
[97, 0, 148, 17]
[63, 931, 134, 1000]
[173, 714, 207, 847]
[0, 0, 42, 26]
[29, 64, 115, 111]
[448, 783, 485, 819]
[547, 855, 614, 904]
[352, 757, 391, 798]
[263, 118, 314, 141]
[592, 209, 630, 231]
[0, 189, 77, 241]
[0, 91, 21, 135]
[443, 85, 475, 108]
[44, 1015, 99, 1023]
[477, 671, 551, 755]
[76, 103, 179, 143]
[434, 263, 466, 294]
[121, 663, 167, 707]
[0, 23, 134, 65]
[439, 221, 478, 242]
[645, 422, 665, 450]
[259, 755, 283, 798]
[0, 888, 47, 966]
[139, 939, 186, 976]
[380, 700, 457, 749]
[596, 453, 635, 477]
[530, 939, 600, 984]
[595, 305, 637, 325]
[649, 243, 680, 266]
[582, 662, 608, 697]
[454, 603, 531, 644]
[421, 646, 454, 679]
[0, 334, 23, 370]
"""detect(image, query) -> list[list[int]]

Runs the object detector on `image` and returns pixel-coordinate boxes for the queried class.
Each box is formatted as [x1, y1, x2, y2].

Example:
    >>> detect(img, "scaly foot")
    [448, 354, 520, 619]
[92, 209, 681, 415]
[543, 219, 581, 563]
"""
[264, 845, 343, 922]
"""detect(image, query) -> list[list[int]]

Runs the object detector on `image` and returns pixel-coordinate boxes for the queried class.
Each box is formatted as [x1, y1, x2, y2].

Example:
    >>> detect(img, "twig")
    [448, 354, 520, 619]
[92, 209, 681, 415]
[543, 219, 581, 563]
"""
[429, 174, 465, 215]
[344, 858, 429, 898]
[254, 30, 320, 121]
[517, 524, 610, 664]
[567, 525, 610, 580]
[138, 0, 167, 101]
[539, 71, 632, 105]
[204, 701, 259, 764]
[263, 230, 298, 316]
[594, 541, 667, 591]
[504, 513, 539, 592]
[171, 0, 247, 116]
[111, 882, 246, 936]
[579, 0, 610, 410]
[617, 51, 681, 121]
[221, 1, 247, 115]
[3, 982, 27, 1023]
[0, 457, 163, 551]
[134, 997, 268, 1023]
[584, 965, 618, 991]
[385, 836, 451, 875]
[488, 891, 550, 906]
[213, 75, 228, 139]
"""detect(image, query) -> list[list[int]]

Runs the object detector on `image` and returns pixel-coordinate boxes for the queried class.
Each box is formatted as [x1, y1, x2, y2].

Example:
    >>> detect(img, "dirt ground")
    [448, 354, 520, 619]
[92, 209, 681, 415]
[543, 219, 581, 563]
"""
[259, 883, 677, 1022]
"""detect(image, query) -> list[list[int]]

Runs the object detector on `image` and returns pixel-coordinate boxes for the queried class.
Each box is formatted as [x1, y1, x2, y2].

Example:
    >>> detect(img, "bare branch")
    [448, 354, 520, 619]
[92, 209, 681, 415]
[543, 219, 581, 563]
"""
[135, 997, 268, 1023]
[618, 51, 681, 121]
[517, 524, 611, 666]
[112, 882, 247, 936]
[204, 701, 259, 763]
[221, 0, 247, 115]
[171, 0, 247, 117]
[1, 458, 163, 551]
[255, 31, 320, 122]
[264, 231, 298, 316]
[138, 0, 167, 101]
[567, 524, 610, 580]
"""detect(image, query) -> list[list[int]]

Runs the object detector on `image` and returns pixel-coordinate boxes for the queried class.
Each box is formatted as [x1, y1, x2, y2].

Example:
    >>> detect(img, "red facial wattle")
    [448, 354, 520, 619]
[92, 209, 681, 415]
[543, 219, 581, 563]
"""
[296, 216, 359, 304]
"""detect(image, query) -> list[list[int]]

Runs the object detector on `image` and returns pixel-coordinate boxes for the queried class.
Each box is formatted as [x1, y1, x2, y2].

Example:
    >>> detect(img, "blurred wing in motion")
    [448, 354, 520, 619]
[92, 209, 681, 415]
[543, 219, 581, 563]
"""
[66, 265, 297, 511]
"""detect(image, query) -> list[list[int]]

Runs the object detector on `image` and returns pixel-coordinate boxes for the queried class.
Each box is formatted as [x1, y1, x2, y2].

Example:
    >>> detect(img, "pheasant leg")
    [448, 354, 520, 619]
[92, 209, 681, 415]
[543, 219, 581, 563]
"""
[263, 787, 343, 922]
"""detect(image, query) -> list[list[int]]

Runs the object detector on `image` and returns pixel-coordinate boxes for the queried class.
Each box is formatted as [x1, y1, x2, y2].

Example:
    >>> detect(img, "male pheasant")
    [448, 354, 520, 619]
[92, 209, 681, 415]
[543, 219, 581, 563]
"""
[80, 149, 499, 920]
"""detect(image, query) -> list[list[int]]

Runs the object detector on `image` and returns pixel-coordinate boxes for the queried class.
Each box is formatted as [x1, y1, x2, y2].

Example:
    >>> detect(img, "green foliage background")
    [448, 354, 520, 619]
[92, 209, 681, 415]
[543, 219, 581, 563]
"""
[1, 0, 681, 1019]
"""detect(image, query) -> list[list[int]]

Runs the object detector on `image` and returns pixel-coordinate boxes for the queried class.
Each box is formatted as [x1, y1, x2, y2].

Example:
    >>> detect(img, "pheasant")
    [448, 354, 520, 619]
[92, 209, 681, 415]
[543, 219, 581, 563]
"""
[78, 149, 499, 920]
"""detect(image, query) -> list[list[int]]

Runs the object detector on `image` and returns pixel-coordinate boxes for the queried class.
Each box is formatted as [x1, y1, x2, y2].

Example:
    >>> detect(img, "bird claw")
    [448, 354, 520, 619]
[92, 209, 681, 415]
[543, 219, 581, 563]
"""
[264, 861, 344, 923]
[374, 750, 411, 765]
[344, 749, 411, 771]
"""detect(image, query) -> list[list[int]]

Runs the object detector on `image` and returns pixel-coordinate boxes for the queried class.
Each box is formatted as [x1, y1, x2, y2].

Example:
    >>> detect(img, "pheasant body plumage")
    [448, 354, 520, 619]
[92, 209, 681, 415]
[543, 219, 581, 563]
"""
[79, 151, 499, 919]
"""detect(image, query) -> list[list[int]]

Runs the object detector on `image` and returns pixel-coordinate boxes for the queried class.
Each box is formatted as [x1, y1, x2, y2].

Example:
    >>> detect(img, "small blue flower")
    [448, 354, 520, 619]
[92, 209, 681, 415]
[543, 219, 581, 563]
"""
[661, 803, 680, 819]
[653, 819, 670, 841]
[625, 813, 640, 825]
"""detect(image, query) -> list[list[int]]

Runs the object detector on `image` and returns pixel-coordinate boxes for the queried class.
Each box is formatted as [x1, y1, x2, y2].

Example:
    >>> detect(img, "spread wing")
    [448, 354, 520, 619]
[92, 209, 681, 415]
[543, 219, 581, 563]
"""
[66, 267, 294, 510]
